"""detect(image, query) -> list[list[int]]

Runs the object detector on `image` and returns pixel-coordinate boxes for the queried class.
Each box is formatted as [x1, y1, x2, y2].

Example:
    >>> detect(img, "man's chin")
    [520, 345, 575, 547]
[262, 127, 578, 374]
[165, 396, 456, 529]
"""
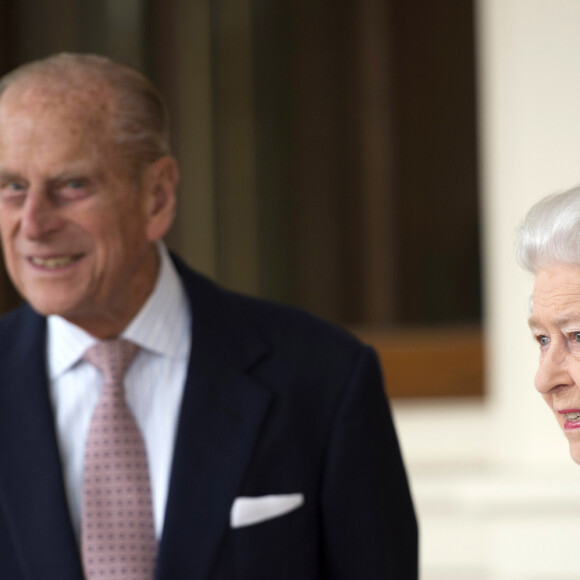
[25, 296, 83, 319]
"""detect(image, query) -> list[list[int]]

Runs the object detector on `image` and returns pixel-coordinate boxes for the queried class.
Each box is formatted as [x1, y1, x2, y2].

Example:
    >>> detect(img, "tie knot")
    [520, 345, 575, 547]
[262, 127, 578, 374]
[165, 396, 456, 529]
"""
[83, 339, 139, 385]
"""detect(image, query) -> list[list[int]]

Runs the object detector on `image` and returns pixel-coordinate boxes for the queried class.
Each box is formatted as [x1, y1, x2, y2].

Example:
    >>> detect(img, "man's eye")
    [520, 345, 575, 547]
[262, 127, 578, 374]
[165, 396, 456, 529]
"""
[57, 179, 90, 200]
[538, 335, 549, 347]
[573, 332, 580, 343]
[0, 182, 27, 201]
[2, 181, 26, 191]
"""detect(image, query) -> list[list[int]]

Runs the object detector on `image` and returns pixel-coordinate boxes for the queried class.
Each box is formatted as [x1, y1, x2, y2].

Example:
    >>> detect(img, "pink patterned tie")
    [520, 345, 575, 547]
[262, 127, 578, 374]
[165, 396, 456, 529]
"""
[81, 340, 157, 580]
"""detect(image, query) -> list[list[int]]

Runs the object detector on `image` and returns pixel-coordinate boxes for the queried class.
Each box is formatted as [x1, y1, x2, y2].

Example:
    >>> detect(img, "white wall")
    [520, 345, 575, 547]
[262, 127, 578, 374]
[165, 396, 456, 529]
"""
[392, 1, 580, 578]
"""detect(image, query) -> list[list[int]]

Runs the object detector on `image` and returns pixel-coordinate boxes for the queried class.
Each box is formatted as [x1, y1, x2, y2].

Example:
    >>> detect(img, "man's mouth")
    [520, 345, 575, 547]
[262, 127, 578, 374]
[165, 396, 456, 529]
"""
[28, 255, 83, 269]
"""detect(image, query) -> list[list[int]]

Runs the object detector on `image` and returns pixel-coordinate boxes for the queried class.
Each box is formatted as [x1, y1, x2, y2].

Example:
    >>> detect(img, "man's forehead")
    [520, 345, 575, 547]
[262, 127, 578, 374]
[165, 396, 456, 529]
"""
[0, 81, 122, 173]
[0, 75, 114, 122]
[0, 96, 115, 157]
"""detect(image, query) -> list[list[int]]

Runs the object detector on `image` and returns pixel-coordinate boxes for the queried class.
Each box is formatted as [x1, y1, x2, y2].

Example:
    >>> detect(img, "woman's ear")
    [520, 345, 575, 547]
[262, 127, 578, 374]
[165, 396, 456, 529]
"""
[144, 155, 179, 241]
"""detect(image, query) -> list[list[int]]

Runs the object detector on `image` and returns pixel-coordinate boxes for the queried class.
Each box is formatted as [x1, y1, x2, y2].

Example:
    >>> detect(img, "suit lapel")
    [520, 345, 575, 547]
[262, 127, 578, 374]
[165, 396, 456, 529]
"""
[0, 260, 273, 580]
[0, 307, 84, 579]
[156, 260, 273, 580]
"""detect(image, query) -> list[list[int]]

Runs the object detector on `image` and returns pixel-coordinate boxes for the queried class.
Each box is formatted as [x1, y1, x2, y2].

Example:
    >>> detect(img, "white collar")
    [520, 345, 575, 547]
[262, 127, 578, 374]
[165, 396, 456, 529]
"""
[47, 242, 191, 381]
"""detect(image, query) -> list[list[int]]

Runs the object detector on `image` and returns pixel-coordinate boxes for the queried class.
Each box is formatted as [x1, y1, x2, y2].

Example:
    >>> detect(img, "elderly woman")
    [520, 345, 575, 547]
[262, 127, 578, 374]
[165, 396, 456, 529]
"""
[518, 186, 580, 464]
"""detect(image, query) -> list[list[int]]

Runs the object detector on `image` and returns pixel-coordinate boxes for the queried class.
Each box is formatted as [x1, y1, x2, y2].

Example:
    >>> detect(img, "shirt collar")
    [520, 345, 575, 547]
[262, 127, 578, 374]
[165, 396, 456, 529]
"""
[47, 242, 191, 380]
[123, 242, 191, 360]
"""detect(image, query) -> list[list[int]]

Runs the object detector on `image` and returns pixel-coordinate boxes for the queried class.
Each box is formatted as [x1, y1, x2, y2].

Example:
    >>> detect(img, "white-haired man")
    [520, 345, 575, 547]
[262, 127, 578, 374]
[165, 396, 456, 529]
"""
[0, 53, 417, 580]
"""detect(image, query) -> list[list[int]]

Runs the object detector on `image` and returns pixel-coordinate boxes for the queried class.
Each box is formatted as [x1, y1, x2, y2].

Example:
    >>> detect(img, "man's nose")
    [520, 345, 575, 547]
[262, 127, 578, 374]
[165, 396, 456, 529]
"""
[534, 344, 574, 394]
[21, 193, 63, 239]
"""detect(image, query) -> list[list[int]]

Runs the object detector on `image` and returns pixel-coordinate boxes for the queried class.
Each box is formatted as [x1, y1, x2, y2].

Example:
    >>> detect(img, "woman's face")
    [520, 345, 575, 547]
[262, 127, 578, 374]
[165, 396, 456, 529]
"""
[530, 264, 580, 463]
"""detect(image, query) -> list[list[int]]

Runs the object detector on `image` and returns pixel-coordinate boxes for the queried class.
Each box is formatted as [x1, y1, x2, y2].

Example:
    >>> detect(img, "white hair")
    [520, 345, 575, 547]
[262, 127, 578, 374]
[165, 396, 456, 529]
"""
[517, 186, 580, 273]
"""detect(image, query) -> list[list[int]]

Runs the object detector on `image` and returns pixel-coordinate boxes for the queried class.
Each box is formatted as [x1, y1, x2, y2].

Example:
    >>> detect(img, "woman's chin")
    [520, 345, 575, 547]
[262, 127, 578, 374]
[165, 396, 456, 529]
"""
[569, 442, 580, 465]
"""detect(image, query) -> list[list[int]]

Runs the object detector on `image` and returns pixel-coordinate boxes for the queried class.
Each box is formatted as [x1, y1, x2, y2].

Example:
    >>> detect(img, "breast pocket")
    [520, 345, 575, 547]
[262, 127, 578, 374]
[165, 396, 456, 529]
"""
[231, 498, 318, 580]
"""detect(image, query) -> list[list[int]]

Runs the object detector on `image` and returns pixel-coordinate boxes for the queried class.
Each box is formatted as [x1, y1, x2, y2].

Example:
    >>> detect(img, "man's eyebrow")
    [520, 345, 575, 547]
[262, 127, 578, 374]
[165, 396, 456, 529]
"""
[0, 170, 23, 181]
[0, 167, 104, 184]
[48, 171, 90, 184]
[54, 164, 105, 180]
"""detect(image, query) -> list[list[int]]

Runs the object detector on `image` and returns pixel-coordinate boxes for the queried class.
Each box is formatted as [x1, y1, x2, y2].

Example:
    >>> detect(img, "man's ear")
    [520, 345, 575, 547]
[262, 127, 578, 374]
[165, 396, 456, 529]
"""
[143, 155, 179, 241]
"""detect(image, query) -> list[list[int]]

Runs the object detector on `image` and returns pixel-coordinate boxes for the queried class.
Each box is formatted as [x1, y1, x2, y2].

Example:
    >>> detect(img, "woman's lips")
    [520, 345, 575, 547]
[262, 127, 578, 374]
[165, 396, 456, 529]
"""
[559, 409, 580, 430]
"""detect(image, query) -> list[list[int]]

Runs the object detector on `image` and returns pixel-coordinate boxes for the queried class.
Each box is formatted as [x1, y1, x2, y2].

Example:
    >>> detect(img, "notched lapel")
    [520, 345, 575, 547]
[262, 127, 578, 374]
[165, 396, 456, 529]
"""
[157, 264, 274, 580]
[157, 361, 272, 580]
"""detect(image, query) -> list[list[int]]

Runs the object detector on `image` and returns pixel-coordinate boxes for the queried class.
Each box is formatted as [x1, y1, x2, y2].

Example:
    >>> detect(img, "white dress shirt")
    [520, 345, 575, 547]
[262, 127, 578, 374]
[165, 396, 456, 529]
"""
[47, 243, 191, 540]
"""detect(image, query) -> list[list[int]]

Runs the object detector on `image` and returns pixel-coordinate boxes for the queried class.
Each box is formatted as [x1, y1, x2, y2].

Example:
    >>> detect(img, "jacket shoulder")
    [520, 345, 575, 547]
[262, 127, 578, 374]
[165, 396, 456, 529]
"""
[174, 254, 367, 351]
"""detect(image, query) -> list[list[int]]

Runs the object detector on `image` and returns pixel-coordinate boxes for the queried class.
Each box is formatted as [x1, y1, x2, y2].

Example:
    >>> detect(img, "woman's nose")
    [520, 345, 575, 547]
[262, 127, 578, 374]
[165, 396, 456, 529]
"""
[534, 344, 573, 394]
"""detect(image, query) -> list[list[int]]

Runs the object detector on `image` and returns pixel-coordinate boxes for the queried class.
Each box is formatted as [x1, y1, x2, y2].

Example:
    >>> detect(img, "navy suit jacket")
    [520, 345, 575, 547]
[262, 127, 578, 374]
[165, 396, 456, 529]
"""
[0, 255, 417, 579]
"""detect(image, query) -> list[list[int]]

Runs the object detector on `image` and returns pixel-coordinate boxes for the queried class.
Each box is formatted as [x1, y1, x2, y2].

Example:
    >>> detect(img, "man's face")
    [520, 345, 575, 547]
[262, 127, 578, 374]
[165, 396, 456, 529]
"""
[530, 264, 580, 463]
[0, 84, 169, 337]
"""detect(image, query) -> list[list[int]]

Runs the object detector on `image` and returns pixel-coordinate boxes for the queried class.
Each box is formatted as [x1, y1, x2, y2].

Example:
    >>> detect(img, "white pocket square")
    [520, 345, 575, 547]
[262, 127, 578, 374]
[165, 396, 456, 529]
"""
[230, 493, 304, 528]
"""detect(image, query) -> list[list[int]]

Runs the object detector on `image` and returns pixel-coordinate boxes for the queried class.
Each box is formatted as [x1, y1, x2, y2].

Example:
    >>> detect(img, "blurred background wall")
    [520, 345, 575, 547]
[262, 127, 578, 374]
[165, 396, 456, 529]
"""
[1, 0, 580, 578]
[0, 0, 484, 393]
[397, 1, 580, 578]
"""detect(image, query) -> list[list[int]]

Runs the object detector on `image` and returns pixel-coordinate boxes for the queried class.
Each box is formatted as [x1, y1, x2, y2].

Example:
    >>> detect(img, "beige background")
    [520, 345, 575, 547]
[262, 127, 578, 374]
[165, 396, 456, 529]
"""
[396, 1, 580, 577]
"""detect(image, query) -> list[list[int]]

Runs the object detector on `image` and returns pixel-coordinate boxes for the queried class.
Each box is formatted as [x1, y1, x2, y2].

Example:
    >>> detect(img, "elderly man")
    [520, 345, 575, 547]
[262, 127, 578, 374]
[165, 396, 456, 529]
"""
[0, 53, 417, 580]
